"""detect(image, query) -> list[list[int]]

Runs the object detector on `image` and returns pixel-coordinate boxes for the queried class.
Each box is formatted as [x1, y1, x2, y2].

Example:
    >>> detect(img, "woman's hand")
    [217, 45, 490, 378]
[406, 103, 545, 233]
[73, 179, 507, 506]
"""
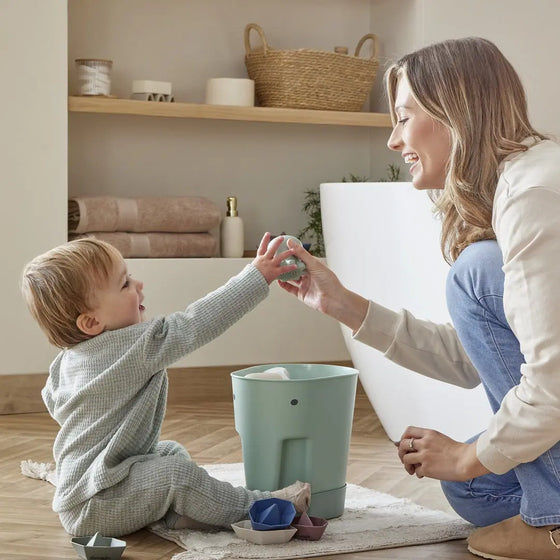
[251, 233, 298, 285]
[277, 242, 341, 313]
[397, 426, 490, 481]
[277, 241, 369, 332]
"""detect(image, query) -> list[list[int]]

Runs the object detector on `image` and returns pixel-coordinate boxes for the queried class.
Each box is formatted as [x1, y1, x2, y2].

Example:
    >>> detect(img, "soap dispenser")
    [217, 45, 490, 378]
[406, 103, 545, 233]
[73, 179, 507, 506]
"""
[221, 196, 244, 258]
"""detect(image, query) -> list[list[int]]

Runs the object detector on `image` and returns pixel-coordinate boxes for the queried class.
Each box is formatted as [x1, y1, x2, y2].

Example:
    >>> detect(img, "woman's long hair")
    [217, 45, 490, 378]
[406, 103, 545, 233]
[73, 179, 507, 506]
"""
[385, 37, 547, 263]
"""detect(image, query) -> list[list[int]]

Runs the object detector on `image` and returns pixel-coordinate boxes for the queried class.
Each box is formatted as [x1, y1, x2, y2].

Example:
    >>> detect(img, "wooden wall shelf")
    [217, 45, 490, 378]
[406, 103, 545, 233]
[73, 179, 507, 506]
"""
[68, 96, 392, 128]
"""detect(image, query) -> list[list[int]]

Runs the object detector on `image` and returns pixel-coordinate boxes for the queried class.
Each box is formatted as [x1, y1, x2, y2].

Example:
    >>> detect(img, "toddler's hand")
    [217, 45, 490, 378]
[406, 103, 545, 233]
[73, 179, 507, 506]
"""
[252, 233, 297, 285]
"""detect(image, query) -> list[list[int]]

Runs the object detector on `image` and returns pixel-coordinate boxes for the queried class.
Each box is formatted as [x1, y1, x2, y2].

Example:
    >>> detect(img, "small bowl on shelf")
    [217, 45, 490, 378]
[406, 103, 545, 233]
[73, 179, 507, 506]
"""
[71, 532, 126, 560]
[232, 520, 297, 544]
[292, 511, 328, 541]
[249, 497, 296, 531]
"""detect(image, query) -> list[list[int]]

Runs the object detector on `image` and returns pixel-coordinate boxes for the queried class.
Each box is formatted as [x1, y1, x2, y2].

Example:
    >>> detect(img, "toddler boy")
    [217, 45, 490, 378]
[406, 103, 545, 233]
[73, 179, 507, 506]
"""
[21, 235, 310, 536]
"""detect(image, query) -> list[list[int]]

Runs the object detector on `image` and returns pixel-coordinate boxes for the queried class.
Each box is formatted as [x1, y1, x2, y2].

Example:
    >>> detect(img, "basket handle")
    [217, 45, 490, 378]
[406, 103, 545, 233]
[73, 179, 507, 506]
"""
[354, 34, 379, 60]
[244, 23, 269, 55]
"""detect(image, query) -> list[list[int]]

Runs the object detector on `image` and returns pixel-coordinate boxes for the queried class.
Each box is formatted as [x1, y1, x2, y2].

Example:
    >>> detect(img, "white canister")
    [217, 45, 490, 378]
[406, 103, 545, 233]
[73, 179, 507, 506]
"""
[75, 59, 113, 96]
[206, 78, 254, 107]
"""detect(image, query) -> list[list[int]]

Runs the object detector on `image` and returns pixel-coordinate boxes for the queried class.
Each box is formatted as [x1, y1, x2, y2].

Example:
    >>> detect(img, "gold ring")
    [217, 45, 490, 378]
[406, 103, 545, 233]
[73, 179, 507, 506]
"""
[409, 438, 415, 450]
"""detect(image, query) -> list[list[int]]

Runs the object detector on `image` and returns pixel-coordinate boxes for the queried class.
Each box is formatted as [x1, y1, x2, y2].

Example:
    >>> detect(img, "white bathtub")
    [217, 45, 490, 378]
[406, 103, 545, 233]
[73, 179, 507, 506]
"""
[320, 182, 492, 442]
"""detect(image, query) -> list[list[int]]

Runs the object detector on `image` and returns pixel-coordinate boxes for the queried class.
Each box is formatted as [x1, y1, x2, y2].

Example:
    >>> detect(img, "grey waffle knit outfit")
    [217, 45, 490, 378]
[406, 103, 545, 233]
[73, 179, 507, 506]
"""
[43, 264, 273, 537]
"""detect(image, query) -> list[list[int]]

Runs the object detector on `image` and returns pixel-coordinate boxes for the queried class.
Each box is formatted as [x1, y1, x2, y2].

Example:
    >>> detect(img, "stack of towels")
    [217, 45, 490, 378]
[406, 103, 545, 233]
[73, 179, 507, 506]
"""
[68, 196, 220, 258]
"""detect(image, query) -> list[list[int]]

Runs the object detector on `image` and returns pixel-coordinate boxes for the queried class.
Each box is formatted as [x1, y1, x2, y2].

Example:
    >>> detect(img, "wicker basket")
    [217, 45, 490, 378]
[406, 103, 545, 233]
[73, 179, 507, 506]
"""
[244, 23, 379, 112]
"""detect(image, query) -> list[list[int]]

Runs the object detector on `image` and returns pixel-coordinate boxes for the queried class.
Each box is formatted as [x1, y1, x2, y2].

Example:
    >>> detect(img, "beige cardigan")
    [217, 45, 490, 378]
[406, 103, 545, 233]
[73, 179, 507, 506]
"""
[353, 139, 560, 475]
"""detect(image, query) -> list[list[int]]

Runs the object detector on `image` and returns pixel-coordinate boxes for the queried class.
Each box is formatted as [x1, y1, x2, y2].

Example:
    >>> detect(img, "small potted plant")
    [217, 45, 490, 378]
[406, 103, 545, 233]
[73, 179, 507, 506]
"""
[297, 187, 325, 257]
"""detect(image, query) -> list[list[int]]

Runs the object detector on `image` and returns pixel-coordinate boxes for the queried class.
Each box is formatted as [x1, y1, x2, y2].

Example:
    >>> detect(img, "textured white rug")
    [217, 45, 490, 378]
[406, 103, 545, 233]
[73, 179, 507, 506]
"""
[22, 460, 473, 560]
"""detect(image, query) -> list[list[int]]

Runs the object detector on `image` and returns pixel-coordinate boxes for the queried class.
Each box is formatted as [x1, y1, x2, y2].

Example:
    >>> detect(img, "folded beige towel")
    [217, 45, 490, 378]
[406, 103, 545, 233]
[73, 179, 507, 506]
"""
[68, 196, 221, 234]
[69, 232, 218, 258]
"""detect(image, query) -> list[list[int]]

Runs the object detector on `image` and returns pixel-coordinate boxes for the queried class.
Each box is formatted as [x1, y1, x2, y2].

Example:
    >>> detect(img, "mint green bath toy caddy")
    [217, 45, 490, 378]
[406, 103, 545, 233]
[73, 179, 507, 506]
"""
[231, 363, 358, 519]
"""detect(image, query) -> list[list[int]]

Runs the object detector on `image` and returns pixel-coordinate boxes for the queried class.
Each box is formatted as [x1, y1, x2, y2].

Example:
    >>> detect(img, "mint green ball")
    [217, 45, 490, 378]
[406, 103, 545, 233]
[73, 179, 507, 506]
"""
[271, 235, 306, 281]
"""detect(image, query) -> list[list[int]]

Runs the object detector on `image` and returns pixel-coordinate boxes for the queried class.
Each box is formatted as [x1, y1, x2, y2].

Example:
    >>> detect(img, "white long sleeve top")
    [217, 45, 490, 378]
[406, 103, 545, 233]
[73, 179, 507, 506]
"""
[353, 138, 560, 475]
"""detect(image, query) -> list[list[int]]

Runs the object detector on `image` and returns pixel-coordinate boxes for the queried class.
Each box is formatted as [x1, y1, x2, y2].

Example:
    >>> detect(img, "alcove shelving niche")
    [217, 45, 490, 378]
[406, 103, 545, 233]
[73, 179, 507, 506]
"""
[67, 95, 392, 265]
[67, 1, 394, 267]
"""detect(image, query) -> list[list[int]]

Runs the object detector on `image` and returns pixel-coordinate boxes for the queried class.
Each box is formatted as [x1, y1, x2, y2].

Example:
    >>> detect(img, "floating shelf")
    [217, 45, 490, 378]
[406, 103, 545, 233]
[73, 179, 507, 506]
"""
[68, 96, 392, 128]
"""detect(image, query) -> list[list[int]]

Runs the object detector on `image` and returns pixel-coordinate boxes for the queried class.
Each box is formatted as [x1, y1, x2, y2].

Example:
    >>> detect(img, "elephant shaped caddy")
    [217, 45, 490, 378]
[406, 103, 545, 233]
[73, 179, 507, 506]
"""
[231, 363, 358, 519]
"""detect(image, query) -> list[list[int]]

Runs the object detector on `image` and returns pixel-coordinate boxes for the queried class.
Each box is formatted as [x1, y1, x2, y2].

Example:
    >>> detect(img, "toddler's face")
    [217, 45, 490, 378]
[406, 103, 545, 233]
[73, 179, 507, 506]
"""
[92, 255, 145, 331]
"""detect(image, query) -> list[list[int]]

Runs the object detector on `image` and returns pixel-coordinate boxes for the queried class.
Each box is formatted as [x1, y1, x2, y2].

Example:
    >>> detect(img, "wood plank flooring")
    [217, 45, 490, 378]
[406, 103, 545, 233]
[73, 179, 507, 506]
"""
[0, 387, 475, 560]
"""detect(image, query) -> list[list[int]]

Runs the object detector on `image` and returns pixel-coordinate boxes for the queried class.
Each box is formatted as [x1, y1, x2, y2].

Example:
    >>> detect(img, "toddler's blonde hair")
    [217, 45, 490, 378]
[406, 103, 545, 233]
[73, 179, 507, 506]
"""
[21, 239, 123, 348]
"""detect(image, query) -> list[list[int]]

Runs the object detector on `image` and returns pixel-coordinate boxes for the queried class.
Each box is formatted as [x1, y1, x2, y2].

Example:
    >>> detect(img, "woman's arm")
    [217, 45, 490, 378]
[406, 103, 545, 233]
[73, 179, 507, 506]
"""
[277, 242, 369, 331]
[279, 242, 479, 389]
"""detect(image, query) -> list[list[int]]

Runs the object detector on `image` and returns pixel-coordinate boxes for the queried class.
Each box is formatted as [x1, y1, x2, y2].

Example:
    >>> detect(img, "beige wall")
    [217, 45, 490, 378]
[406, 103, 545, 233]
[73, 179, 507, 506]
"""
[0, 0, 67, 375]
[421, 0, 560, 138]
[369, 0, 560, 144]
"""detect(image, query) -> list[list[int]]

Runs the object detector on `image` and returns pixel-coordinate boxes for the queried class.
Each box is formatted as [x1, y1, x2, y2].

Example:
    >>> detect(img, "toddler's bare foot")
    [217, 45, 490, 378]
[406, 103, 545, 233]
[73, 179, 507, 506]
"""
[272, 480, 311, 513]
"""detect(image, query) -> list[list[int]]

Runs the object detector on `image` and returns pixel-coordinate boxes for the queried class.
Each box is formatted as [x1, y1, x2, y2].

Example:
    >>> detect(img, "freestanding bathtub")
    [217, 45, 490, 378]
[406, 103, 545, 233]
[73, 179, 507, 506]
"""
[320, 182, 492, 442]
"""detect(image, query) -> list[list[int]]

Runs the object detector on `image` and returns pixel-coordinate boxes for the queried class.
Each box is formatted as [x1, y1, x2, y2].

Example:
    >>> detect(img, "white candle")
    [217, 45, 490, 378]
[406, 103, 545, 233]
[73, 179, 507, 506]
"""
[205, 78, 255, 107]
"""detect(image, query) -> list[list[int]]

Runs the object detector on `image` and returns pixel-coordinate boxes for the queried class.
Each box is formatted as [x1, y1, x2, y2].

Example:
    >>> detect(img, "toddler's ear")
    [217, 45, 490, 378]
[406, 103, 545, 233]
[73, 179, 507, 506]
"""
[76, 312, 104, 336]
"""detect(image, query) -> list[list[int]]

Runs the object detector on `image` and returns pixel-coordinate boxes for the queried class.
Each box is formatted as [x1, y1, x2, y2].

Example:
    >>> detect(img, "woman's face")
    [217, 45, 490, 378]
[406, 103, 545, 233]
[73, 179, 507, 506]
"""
[387, 76, 451, 190]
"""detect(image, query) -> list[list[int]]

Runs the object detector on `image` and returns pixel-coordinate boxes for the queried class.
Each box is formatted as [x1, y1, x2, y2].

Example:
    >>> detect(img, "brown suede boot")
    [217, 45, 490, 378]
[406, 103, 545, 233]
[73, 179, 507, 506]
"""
[467, 515, 560, 560]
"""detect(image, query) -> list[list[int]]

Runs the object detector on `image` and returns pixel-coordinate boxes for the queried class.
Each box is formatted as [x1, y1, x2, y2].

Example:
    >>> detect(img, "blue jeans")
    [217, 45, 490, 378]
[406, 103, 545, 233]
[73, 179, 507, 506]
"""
[441, 240, 560, 527]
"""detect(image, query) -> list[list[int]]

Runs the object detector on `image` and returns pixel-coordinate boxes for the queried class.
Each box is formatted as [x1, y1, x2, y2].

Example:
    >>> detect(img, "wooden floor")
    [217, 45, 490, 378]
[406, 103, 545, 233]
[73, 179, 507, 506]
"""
[0, 389, 475, 559]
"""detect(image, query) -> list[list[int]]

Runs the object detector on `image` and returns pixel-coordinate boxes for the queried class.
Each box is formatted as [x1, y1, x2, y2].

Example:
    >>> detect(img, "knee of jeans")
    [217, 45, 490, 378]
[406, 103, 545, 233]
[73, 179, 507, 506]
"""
[440, 479, 470, 503]
[440, 479, 482, 525]
[440, 478, 521, 527]
[446, 241, 505, 321]
[447, 240, 503, 300]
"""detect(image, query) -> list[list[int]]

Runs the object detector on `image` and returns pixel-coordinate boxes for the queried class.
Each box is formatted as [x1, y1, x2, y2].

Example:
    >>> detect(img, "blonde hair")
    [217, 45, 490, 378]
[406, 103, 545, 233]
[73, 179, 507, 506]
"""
[385, 37, 547, 263]
[21, 239, 123, 348]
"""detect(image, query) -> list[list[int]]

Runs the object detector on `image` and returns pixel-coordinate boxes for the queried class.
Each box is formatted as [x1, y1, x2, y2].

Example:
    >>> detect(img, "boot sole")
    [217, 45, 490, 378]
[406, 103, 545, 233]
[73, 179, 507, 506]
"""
[468, 544, 530, 560]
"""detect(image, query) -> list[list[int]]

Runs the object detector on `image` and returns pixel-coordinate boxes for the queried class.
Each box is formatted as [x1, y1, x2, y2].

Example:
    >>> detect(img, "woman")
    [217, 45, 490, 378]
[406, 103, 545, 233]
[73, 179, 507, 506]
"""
[280, 37, 560, 560]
